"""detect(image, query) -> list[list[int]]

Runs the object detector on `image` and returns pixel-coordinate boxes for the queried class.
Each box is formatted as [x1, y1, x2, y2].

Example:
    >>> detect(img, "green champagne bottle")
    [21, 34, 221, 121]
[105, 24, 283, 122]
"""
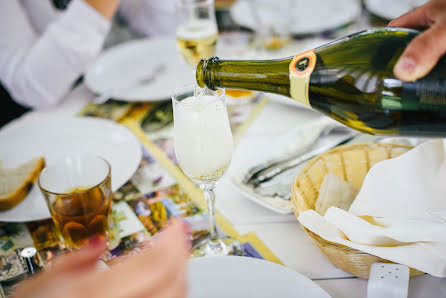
[196, 28, 446, 136]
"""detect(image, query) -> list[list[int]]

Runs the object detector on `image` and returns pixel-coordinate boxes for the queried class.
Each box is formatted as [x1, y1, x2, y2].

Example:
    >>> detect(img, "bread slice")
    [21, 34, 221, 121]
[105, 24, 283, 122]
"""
[315, 173, 358, 216]
[0, 157, 45, 210]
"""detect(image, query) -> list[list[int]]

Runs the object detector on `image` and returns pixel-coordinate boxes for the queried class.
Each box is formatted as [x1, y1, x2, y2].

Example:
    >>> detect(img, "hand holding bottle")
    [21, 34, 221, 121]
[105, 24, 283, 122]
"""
[389, 0, 446, 82]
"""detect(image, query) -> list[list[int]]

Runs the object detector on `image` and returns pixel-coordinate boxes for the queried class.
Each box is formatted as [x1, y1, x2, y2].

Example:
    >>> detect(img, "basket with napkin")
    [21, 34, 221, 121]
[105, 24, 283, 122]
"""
[292, 140, 446, 279]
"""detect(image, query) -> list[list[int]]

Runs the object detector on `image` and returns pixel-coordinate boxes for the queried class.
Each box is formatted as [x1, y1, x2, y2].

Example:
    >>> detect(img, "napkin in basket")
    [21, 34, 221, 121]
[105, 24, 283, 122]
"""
[298, 139, 446, 277]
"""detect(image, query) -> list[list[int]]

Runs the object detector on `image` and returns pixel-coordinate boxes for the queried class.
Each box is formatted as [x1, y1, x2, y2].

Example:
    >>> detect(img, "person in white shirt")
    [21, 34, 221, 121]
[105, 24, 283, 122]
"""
[119, 0, 176, 37]
[0, 0, 176, 115]
[0, 0, 120, 110]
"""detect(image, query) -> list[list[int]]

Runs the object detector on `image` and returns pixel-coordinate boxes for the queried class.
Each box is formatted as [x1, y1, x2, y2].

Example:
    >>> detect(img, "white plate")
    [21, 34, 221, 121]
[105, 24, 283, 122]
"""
[230, 0, 361, 35]
[365, 0, 428, 20]
[0, 117, 142, 222]
[188, 256, 330, 298]
[85, 37, 194, 102]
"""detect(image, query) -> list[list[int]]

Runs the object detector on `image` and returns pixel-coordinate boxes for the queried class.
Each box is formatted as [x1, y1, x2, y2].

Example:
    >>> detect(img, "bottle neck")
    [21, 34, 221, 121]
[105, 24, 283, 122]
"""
[196, 57, 292, 97]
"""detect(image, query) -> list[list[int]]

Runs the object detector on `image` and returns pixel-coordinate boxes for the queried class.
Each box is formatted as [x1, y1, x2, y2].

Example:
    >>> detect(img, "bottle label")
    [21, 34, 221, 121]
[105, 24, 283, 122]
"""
[289, 50, 317, 107]
[401, 79, 446, 109]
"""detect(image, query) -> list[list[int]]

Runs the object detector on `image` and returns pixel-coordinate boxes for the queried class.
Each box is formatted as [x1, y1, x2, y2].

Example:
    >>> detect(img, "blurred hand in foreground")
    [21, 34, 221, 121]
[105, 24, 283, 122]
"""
[11, 221, 190, 298]
[389, 0, 446, 81]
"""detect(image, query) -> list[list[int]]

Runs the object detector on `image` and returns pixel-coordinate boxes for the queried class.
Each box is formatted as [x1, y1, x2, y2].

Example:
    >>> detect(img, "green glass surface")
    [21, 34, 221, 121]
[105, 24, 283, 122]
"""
[197, 28, 446, 136]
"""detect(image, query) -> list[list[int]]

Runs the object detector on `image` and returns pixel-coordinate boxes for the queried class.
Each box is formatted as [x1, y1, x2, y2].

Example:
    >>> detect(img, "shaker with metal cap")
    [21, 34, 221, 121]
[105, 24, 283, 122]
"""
[19, 247, 39, 275]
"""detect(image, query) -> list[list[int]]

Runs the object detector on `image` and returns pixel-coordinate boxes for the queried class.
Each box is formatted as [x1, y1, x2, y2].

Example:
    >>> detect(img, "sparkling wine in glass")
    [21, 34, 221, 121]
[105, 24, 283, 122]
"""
[176, 0, 219, 67]
[172, 83, 241, 256]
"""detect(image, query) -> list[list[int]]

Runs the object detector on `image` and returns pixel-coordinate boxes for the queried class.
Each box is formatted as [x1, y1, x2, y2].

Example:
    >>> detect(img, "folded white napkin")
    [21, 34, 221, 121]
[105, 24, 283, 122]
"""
[298, 139, 446, 277]
[350, 139, 446, 221]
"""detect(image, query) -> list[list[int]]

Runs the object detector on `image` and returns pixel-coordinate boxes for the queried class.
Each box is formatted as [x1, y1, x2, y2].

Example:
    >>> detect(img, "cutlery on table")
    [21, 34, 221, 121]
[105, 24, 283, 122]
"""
[250, 130, 359, 187]
[243, 125, 356, 185]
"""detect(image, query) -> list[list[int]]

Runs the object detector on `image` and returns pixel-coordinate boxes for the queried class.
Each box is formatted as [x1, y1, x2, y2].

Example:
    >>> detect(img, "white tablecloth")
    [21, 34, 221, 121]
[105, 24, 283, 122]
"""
[7, 85, 445, 298]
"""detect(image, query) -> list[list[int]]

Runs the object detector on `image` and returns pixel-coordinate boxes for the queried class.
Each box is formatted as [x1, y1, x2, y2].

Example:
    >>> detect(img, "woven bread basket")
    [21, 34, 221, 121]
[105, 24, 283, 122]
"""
[291, 143, 424, 279]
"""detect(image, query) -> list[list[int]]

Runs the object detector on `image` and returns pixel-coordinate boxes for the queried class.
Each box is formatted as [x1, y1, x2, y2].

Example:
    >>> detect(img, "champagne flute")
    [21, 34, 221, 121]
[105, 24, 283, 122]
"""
[175, 0, 219, 67]
[172, 83, 241, 256]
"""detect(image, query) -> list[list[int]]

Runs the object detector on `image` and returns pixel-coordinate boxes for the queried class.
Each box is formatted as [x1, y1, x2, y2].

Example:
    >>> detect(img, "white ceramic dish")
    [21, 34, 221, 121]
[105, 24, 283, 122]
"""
[187, 256, 330, 298]
[230, 0, 361, 35]
[232, 170, 294, 214]
[85, 37, 194, 102]
[365, 0, 428, 20]
[0, 117, 142, 222]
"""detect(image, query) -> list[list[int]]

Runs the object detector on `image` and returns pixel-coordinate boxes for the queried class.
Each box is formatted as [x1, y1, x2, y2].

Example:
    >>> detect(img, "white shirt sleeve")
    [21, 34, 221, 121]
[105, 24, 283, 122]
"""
[119, 0, 176, 37]
[0, 0, 111, 109]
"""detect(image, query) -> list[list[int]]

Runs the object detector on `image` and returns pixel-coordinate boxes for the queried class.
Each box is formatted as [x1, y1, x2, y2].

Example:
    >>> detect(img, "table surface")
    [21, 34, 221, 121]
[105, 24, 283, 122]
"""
[8, 84, 444, 298]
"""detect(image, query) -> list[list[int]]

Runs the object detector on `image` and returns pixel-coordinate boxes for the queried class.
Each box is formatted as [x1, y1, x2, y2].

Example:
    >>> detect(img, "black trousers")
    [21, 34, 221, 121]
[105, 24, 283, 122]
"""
[0, 84, 29, 128]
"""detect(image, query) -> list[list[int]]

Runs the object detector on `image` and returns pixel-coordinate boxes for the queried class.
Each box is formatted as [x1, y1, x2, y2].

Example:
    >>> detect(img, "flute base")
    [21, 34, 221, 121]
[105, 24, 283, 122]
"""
[192, 237, 244, 257]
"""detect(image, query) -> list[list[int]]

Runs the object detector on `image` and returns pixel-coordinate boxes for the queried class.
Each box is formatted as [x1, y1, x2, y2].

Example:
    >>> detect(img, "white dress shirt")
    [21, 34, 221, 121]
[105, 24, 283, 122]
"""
[119, 0, 176, 37]
[0, 0, 110, 109]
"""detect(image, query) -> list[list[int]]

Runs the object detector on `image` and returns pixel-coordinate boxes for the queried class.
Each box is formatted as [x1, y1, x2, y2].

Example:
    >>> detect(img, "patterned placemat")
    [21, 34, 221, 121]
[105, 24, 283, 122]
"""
[0, 93, 276, 296]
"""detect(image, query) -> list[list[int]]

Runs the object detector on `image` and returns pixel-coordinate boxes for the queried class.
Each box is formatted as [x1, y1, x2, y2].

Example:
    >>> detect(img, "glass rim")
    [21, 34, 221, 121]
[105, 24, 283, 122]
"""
[175, 0, 214, 8]
[38, 155, 111, 196]
[171, 82, 225, 107]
